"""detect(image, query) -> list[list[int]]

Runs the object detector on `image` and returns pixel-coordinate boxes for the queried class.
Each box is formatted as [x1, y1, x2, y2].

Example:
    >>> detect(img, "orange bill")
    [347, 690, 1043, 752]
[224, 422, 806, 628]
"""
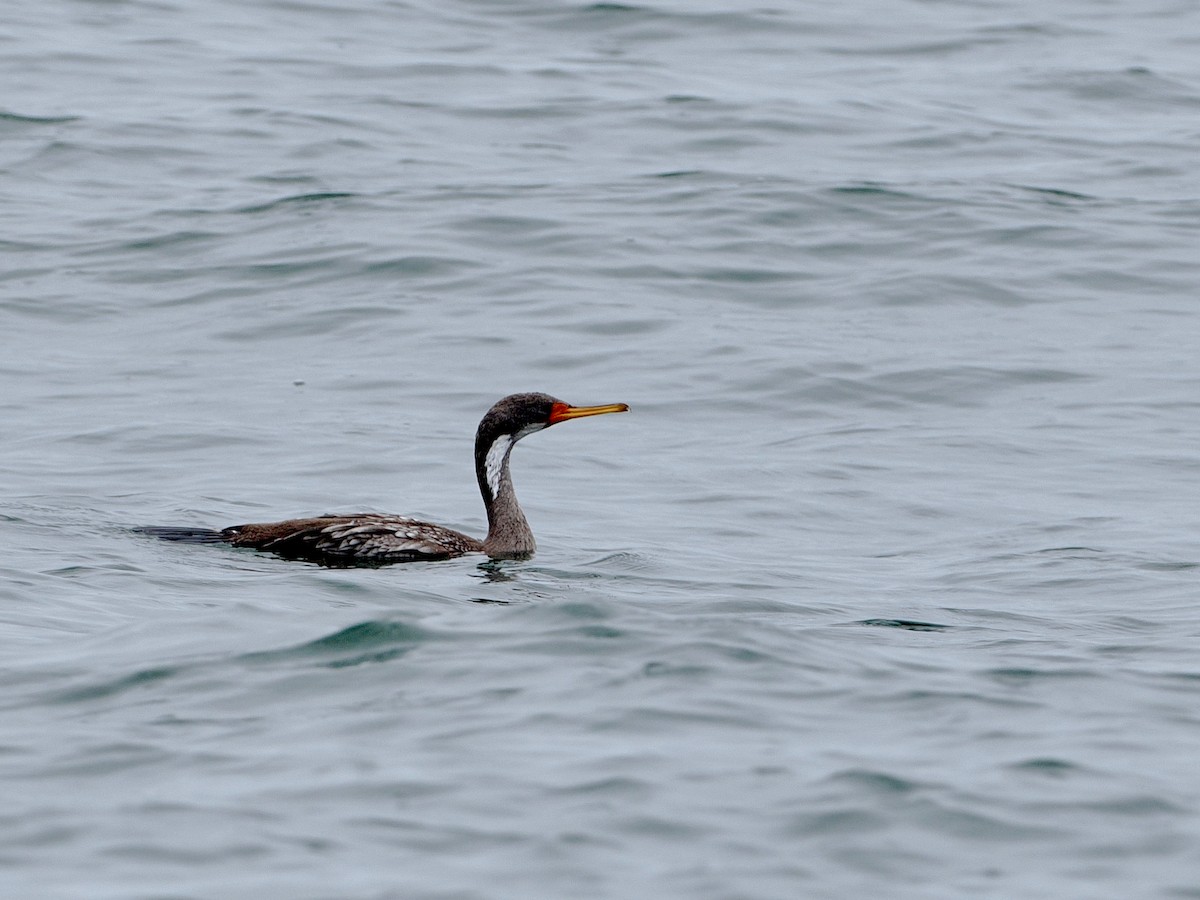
[548, 401, 630, 425]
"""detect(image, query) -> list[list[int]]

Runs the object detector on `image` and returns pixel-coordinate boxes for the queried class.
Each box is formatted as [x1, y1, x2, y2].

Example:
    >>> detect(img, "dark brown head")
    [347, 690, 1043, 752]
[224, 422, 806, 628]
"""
[473, 392, 629, 504]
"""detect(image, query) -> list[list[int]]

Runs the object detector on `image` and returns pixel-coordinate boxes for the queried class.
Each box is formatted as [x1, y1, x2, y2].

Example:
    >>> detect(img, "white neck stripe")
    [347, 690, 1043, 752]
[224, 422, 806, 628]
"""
[484, 434, 514, 500]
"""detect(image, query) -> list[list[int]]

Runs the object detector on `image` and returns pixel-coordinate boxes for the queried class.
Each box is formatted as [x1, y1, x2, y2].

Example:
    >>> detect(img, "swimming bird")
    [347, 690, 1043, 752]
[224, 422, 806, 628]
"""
[138, 392, 628, 566]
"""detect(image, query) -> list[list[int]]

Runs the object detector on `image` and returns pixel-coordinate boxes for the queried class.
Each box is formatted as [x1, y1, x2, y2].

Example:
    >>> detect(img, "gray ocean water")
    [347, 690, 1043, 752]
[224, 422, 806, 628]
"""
[4, 0, 1200, 896]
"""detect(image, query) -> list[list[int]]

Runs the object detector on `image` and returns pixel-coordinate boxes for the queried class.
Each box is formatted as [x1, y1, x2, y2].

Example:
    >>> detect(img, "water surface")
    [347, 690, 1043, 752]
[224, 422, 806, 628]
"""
[3, 0, 1200, 897]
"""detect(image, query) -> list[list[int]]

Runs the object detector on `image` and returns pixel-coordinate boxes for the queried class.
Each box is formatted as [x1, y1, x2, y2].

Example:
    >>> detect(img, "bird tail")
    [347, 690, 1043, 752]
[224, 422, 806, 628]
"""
[134, 525, 227, 543]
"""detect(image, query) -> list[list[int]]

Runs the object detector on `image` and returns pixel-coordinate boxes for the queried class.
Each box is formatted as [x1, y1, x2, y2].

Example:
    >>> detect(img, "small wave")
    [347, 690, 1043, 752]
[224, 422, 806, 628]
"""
[50, 665, 180, 704]
[0, 111, 81, 125]
[242, 620, 437, 669]
[858, 618, 952, 632]
[235, 192, 359, 215]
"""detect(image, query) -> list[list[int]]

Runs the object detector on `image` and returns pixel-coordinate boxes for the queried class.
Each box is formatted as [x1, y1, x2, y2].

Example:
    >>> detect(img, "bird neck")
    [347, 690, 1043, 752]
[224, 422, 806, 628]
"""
[475, 434, 536, 559]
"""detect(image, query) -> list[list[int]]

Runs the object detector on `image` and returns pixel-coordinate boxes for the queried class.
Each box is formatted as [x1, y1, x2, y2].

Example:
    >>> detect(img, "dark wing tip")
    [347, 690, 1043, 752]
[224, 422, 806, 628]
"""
[134, 526, 227, 544]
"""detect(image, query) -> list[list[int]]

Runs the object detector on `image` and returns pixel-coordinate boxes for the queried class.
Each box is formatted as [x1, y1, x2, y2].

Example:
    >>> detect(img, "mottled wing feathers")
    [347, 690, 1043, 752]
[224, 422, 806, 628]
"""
[223, 514, 483, 566]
